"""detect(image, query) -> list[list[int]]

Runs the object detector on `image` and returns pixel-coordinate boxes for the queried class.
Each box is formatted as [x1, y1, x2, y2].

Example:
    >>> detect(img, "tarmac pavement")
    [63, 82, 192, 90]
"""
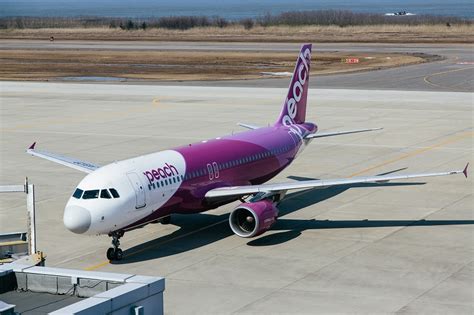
[0, 81, 472, 314]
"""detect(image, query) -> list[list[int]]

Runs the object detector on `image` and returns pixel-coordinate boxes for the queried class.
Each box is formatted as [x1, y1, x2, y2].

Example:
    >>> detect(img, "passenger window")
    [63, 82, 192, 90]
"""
[72, 188, 83, 199]
[109, 188, 120, 198]
[83, 190, 99, 199]
[100, 189, 111, 199]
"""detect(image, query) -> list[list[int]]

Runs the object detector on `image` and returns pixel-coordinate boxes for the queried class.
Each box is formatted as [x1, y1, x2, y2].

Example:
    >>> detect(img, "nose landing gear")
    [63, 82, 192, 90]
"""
[106, 230, 124, 261]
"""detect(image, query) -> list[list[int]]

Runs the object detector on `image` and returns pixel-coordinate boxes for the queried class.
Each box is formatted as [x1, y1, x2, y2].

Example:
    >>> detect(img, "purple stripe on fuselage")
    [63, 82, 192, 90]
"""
[122, 123, 316, 231]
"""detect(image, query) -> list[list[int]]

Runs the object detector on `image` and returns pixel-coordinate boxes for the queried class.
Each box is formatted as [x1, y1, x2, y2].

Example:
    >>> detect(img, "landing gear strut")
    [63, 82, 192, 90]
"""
[106, 230, 124, 261]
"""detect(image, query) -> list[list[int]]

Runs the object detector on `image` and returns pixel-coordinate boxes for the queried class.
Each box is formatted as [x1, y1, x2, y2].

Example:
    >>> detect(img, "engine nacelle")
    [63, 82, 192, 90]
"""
[229, 200, 278, 238]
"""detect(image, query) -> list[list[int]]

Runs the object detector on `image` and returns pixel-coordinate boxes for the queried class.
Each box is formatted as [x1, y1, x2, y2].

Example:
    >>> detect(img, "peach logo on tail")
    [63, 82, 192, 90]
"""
[282, 47, 311, 126]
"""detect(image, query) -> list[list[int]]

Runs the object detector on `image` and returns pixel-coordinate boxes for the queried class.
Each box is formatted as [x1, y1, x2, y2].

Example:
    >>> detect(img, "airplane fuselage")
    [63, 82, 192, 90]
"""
[64, 122, 317, 235]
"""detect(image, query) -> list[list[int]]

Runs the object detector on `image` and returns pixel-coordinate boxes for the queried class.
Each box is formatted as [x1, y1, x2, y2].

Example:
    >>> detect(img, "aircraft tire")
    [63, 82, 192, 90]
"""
[115, 248, 123, 260]
[160, 215, 171, 225]
[106, 248, 115, 260]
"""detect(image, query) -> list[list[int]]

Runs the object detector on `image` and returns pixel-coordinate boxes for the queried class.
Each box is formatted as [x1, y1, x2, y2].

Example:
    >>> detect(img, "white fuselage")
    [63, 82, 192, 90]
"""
[64, 150, 186, 235]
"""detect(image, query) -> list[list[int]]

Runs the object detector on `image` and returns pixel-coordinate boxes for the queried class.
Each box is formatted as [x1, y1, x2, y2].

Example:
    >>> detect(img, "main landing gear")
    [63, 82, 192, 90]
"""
[106, 230, 124, 261]
[160, 215, 171, 225]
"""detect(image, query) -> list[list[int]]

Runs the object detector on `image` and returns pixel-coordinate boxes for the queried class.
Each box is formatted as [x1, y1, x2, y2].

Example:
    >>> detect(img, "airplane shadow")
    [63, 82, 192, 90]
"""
[112, 212, 232, 264]
[247, 218, 474, 246]
[114, 180, 473, 264]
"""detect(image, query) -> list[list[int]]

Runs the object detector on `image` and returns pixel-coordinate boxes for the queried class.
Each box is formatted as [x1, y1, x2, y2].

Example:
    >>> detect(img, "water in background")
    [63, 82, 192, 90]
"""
[2, 0, 473, 19]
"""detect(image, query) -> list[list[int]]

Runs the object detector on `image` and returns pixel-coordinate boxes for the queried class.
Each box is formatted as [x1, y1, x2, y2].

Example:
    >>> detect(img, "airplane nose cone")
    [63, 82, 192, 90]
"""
[63, 206, 91, 234]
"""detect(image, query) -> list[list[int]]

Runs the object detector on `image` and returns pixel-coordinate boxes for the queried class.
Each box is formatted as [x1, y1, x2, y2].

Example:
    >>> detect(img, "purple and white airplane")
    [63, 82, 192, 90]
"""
[27, 44, 468, 261]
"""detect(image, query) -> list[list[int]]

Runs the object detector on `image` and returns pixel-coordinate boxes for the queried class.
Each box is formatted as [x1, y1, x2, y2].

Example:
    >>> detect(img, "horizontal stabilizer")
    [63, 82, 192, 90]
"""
[237, 123, 260, 130]
[26, 142, 100, 173]
[306, 127, 383, 139]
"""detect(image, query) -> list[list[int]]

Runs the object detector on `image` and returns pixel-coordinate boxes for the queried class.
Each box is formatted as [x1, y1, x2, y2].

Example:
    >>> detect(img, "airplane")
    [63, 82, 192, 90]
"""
[27, 44, 468, 261]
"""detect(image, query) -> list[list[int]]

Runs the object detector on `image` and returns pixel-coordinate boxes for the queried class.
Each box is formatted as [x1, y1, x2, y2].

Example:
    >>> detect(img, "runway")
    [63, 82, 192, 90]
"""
[0, 81, 472, 313]
[1, 40, 473, 92]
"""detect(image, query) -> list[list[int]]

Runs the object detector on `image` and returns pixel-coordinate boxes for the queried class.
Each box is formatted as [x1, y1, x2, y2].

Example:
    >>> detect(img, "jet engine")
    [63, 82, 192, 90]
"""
[229, 200, 278, 238]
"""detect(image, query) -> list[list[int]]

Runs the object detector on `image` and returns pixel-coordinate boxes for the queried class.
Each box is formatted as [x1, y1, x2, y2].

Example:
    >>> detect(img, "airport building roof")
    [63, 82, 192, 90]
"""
[0, 262, 165, 314]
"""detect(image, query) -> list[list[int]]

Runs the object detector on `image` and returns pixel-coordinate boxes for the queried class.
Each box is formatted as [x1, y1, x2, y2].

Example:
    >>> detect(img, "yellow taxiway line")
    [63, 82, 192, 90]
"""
[423, 66, 474, 90]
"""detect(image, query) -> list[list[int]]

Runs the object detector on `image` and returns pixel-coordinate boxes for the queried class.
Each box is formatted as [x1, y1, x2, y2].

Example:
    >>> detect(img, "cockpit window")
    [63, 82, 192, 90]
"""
[109, 188, 120, 198]
[100, 189, 111, 199]
[82, 190, 99, 199]
[72, 188, 83, 199]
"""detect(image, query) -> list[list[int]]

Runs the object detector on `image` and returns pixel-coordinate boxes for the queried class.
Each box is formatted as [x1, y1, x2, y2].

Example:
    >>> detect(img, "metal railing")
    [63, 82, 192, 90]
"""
[0, 178, 36, 255]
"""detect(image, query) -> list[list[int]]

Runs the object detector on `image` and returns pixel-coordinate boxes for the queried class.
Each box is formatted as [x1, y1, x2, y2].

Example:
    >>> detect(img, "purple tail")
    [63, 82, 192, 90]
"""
[276, 43, 312, 126]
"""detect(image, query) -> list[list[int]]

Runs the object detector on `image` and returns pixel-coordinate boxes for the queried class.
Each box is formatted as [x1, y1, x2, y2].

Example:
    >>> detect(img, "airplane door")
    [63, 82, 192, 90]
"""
[126, 172, 146, 209]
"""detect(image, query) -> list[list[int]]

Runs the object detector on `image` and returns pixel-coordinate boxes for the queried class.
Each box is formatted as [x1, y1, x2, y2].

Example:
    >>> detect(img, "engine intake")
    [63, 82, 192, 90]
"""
[229, 200, 278, 238]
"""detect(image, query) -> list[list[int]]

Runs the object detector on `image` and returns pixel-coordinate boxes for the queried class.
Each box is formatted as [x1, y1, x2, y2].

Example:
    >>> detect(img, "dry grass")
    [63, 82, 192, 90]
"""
[1, 24, 472, 43]
[0, 49, 425, 81]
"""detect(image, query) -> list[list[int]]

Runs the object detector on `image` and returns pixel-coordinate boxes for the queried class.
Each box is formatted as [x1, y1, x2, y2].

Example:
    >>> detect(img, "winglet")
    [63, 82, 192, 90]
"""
[28, 142, 37, 150]
[463, 163, 469, 178]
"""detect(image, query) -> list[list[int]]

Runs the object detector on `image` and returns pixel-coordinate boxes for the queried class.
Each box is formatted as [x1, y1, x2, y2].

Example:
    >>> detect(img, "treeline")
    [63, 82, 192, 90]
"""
[258, 10, 471, 27]
[0, 16, 229, 30]
[0, 10, 471, 30]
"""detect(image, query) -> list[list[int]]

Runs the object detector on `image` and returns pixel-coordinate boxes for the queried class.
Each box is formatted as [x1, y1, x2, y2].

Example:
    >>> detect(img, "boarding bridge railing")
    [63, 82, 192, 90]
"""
[0, 178, 36, 257]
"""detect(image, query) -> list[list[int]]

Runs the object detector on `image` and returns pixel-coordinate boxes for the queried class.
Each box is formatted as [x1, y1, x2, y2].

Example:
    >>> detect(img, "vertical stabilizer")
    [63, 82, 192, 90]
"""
[276, 44, 312, 126]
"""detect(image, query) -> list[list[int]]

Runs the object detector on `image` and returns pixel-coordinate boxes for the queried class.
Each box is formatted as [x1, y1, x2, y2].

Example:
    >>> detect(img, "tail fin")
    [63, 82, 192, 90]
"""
[276, 43, 312, 126]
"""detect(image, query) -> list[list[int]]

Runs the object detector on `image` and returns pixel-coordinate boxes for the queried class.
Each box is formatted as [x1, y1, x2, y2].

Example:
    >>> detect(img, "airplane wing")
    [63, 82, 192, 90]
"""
[26, 142, 100, 173]
[205, 164, 468, 199]
[305, 127, 383, 139]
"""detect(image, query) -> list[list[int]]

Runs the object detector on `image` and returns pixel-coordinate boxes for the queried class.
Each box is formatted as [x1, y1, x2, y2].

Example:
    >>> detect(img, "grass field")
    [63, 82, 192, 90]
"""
[1, 24, 472, 43]
[0, 49, 427, 82]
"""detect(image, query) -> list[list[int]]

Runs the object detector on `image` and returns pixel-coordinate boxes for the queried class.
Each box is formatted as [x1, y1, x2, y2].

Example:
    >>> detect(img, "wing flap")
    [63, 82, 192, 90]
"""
[205, 165, 467, 199]
[26, 142, 100, 173]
